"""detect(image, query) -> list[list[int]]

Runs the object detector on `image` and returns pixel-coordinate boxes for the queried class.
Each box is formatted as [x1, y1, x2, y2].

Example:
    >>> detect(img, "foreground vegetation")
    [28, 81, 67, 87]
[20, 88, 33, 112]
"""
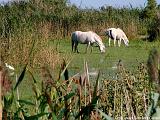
[1, 40, 160, 119]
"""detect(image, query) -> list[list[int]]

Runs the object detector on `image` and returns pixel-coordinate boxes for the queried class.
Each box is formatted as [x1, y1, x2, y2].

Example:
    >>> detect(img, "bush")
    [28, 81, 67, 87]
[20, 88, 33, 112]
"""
[147, 12, 160, 41]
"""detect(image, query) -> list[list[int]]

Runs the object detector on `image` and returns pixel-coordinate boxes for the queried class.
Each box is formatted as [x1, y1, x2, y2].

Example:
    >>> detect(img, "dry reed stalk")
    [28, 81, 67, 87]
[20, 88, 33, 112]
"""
[84, 60, 87, 107]
[143, 88, 148, 117]
[123, 84, 136, 120]
[120, 91, 123, 120]
[147, 49, 160, 85]
[78, 82, 82, 120]
[0, 67, 2, 120]
[15, 74, 20, 107]
[84, 60, 92, 104]
[0, 61, 13, 120]
[113, 81, 117, 118]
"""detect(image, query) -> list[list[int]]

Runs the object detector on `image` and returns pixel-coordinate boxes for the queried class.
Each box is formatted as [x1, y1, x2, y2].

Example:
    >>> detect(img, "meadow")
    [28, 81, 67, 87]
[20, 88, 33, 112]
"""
[7, 38, 159, 119]
[54, 39, 160, 76]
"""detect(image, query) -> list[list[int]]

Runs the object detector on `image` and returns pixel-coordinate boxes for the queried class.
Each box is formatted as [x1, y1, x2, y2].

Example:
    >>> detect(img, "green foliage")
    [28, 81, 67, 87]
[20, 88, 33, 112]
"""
[143, 0, 157, 19]
[0, 0, 145, 40]
[147, 13, 160, 41]
[2, 41, 160, 119]
[146, 49, 160, 119]
[139, 0, 160, 41]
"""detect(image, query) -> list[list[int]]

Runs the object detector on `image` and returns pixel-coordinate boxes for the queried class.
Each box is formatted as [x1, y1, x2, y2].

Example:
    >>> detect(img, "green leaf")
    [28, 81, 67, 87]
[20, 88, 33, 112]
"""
[60, 58, 72, 77]
[93, 70, 100, 100]
[28, 70, 37, 83]
[4, 93, 14, 110]
[25, 113, 49, 120]
[17, 100, 35, 106]
[14, 39, 36, 90]
[57, 108, 65, 120]
[14, 64, 28, 90]
[51, 112, 58, 120]
[64, 92, 75, 100]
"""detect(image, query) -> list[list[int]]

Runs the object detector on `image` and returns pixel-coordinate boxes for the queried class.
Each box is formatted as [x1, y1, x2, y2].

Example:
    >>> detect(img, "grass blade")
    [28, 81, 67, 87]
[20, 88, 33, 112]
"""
[14, 38, 36, 90]
[14, 64, 28, 90]
[17, 100, 35, 106]
[97, 108, 113, 120]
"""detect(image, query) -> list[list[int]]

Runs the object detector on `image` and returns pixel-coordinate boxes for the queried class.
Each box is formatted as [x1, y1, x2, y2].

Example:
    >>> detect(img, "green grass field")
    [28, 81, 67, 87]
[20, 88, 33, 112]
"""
[18, 39, 160, 97]
[52, 39, 160, 77]
[10, 38, 160, 118]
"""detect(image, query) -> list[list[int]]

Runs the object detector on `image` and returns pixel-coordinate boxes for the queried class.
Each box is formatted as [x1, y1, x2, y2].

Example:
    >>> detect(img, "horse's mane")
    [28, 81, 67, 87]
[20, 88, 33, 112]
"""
[89, 31, 103, 41]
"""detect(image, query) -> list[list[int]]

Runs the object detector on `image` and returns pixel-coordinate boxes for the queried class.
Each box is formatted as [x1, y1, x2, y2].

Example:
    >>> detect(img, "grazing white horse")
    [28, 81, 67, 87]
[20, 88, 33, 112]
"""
[71, 31, 105, 53]
[105, 28, 129, 47]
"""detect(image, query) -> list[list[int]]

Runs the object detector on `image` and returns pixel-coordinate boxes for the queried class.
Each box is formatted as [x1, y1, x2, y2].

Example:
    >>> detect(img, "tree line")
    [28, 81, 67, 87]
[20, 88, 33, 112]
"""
[0, 0, 159, 39]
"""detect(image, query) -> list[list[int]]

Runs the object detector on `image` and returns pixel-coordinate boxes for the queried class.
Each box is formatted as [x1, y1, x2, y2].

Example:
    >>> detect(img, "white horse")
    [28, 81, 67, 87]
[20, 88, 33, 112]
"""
[71, 31, 106, 53]
[105, 28, 129, 47]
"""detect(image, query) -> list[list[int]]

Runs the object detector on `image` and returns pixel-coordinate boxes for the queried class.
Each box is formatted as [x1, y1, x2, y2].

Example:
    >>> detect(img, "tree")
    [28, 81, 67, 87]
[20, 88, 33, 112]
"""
[142, 0, 157, 19]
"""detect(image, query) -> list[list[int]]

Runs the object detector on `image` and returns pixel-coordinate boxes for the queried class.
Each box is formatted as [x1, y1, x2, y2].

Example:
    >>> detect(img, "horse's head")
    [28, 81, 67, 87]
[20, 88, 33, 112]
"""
[99, 44, 106, 53]
[123, 39, 129, 46]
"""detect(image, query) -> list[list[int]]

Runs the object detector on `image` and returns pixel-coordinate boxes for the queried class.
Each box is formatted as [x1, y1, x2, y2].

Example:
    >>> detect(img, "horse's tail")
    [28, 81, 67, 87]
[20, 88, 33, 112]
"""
[71, 32, 75, 52]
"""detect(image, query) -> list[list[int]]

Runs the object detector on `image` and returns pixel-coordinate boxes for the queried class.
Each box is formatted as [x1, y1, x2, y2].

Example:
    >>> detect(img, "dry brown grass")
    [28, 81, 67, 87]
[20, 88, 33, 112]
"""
[33, 46, 60, 69]
[1, 21, 61, 70]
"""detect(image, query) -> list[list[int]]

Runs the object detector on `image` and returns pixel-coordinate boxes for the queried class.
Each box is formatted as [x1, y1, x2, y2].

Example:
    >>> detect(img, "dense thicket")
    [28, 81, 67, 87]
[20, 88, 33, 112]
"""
[0, 0, 146, 39]
[140, 0, 160, 41]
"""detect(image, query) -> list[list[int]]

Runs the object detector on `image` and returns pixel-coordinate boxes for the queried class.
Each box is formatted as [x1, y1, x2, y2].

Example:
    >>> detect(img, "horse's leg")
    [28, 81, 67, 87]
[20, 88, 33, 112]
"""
[90, 43, 93, 53]
[118, 40, 120, 47]
[109, 38, 111, 47]
[75, 43, 79, 53]
[85, 42, 90, 53]
[91, 46, 93, 53]
[72, 41, 75, 52]
[76, 45, 79, 53]
[114, 38, 116, 47]
[118, 38, 121, 47]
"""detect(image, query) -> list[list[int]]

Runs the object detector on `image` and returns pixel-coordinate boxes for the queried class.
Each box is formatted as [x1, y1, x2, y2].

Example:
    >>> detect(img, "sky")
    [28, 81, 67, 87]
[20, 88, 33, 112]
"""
[69, 0, 160, 8]
[0, 0, 160, 8]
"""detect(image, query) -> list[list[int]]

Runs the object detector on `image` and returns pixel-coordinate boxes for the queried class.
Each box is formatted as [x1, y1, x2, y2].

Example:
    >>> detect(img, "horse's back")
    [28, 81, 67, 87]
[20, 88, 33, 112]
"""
[71, 31, 101, 43]
[117, 28, 128, 40]
[71, 31, 89, 44]
[106, 28, 117, 39]
[71, 31, 82, 42]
